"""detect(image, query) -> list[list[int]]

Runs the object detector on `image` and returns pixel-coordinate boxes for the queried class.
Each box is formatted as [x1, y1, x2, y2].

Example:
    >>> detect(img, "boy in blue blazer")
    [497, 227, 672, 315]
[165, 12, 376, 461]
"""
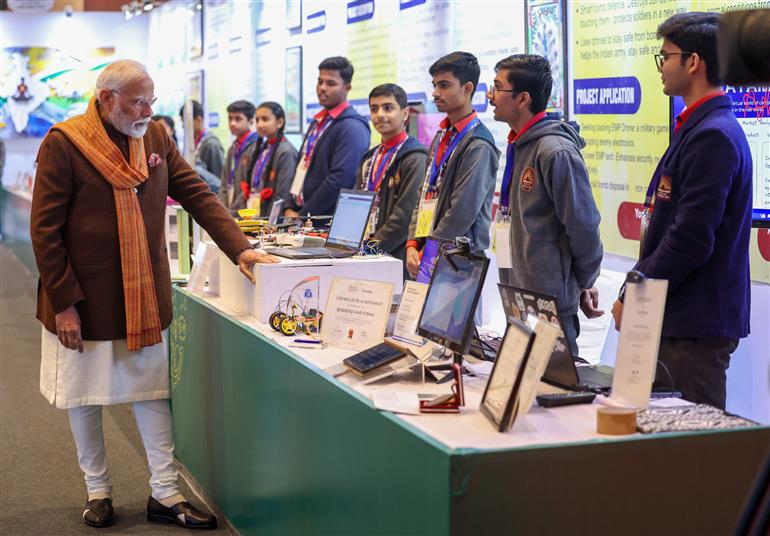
[613, 12, 753, 409]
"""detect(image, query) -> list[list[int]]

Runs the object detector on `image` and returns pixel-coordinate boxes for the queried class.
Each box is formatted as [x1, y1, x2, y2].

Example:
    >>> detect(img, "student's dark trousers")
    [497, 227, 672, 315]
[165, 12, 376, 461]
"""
[655, 336, 737, 410]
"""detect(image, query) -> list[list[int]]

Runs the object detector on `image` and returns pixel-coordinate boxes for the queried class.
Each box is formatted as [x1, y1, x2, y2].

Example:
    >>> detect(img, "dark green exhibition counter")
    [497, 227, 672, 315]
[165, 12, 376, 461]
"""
[169, 286, 770, 535]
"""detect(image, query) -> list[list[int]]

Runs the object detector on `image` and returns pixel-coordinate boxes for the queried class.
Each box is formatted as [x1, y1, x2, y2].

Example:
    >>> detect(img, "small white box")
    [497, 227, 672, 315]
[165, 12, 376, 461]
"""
[218, 249, 403, 323]
[217, 248, 256, 315]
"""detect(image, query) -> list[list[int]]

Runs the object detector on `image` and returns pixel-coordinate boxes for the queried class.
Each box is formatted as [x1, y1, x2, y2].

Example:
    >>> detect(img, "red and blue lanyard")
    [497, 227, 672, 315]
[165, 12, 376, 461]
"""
[427, 118, 478, 189]
[499, 112, 547, 210]
[228, 131, 258, 188]
[499, 143, 516, 210]
[250, 139, 279, 191]
[302, 117, 333, 167]
[367, 138, 407, 192]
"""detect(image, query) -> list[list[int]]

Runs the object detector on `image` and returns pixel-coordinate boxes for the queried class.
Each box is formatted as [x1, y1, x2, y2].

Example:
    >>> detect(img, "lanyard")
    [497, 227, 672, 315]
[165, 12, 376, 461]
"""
[194, 130, 205, 147]
[428, 118, 478, 187]
[302, 116, 333, 167]
[644, 175, 659, 208]
[499, 143, 515, 210]
[644, 152, 670, 208]
[250, 140, 279, 190]
[367, 139, 406, 192]
[228, 132, 258, 187]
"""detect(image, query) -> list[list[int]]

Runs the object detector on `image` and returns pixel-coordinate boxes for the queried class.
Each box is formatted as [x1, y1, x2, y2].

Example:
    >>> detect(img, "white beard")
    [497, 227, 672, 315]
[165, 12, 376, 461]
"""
[108, 106, 149, 138]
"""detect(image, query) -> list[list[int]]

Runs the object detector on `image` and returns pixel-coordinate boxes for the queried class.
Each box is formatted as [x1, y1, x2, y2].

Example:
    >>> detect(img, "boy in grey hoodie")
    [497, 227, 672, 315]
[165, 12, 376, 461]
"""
[489, 54, 603, 356]
[406, 51, 499, 277]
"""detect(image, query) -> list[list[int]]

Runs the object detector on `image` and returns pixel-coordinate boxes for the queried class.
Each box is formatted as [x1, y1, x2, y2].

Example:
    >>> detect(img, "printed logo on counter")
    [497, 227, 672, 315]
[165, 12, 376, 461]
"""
[520, 167, 536, 192]
[656, 175, 672, 201]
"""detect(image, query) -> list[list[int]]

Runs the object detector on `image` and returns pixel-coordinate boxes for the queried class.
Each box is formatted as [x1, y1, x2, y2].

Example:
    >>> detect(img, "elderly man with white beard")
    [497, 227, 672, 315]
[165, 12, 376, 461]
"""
[30, 60, 278, 529]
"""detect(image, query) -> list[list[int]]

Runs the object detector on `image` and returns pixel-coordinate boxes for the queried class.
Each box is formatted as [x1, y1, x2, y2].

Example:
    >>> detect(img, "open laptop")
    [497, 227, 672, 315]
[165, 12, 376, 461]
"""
[267, 199, 284, 225]
[498, 284, 613, 392]
[268, 189, 375, 259]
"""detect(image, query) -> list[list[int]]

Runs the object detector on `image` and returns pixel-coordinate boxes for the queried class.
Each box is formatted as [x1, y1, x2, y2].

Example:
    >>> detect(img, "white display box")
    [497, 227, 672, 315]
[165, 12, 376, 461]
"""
[217, 249, 404, 322]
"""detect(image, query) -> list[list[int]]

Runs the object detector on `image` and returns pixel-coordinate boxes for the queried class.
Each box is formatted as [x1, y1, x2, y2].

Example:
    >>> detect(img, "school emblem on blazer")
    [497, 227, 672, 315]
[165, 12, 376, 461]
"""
[657, 175, 672, 201]
[520, 167, 536, 192]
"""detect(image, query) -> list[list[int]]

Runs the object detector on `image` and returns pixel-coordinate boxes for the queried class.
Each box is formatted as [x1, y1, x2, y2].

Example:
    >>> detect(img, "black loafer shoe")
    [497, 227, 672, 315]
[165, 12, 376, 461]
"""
[147, 496, 217, 530]
[83, 498, 114, 528]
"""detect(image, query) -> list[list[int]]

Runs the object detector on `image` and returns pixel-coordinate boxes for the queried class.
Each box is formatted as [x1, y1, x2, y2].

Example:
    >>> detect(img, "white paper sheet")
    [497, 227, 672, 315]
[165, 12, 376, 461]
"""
[371, 391, 421, 415]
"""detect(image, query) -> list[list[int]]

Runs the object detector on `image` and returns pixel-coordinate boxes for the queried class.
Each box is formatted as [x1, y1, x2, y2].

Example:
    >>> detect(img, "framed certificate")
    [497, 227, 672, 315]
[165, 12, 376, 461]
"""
[321, 277, 394, 351]
[480, 320, 535, 432]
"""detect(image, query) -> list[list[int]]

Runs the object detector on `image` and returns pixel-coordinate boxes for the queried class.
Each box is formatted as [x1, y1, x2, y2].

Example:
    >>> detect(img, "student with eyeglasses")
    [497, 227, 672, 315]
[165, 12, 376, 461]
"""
[488, 54, 604, 358]
[612, 12, 753, 409]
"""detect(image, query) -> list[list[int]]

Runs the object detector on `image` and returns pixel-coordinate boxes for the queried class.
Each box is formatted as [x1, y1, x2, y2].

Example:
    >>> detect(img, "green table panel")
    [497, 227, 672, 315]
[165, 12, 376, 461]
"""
[171, 289, 450, 535]
[171, 286, 770, 536]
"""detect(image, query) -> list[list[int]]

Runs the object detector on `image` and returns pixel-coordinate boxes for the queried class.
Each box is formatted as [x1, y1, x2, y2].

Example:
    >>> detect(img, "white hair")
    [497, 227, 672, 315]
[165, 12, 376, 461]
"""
[95, 60, 149, 102]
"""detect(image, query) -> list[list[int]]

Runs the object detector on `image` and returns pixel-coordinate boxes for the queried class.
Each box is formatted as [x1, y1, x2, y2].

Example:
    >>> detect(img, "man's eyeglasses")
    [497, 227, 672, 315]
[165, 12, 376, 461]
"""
[489, 84, 516, 96]
[654, 51, 692, 71]
[112, 90, 157, 109]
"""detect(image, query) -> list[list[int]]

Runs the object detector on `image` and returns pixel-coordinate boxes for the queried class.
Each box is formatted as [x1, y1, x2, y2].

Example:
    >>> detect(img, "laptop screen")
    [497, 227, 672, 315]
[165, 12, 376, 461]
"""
[497, 284, 578, 387]
[326, 190, 375, 250]
[268, 199, 284, 225]
[417, 252, 489, 354]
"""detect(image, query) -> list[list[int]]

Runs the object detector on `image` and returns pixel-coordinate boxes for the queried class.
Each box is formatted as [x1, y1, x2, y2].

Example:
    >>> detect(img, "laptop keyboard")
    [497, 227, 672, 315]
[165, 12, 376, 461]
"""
[296, 247, 336, 256]
[576, 366, 613, 388]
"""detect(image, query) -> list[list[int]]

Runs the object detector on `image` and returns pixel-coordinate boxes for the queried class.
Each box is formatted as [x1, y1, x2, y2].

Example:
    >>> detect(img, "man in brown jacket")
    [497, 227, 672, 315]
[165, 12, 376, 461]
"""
[31, 60, 277, 529]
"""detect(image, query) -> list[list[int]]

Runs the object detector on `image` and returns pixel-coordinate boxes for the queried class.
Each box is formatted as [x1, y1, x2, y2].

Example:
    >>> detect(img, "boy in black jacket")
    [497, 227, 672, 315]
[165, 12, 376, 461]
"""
[356, 84, 428, 277]
[284, 56, 370, 218]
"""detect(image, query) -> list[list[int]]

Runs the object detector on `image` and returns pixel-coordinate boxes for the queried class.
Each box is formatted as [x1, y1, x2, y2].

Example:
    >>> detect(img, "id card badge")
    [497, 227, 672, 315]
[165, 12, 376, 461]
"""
[247, 194, 261, 215]
[290, 162, 307, 197]
[415, 198, 437, 238]
[367, 205, 379, 237]
[638, 207, 651, 257]
[493, 211, 512, 269]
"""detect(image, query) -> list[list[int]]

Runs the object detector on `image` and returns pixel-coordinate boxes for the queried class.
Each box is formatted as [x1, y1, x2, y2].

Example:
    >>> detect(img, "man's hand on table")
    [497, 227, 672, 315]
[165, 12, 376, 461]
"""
[237, 249, 281, 284]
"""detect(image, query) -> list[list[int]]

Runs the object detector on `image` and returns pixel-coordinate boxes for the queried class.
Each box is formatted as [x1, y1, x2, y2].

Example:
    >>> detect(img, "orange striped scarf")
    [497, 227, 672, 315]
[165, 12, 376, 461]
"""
[53, 97, 162, 350]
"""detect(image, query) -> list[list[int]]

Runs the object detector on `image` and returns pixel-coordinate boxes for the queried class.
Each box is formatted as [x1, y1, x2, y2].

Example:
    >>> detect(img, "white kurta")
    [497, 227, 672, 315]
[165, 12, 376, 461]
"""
[40, 326, 170, 409]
